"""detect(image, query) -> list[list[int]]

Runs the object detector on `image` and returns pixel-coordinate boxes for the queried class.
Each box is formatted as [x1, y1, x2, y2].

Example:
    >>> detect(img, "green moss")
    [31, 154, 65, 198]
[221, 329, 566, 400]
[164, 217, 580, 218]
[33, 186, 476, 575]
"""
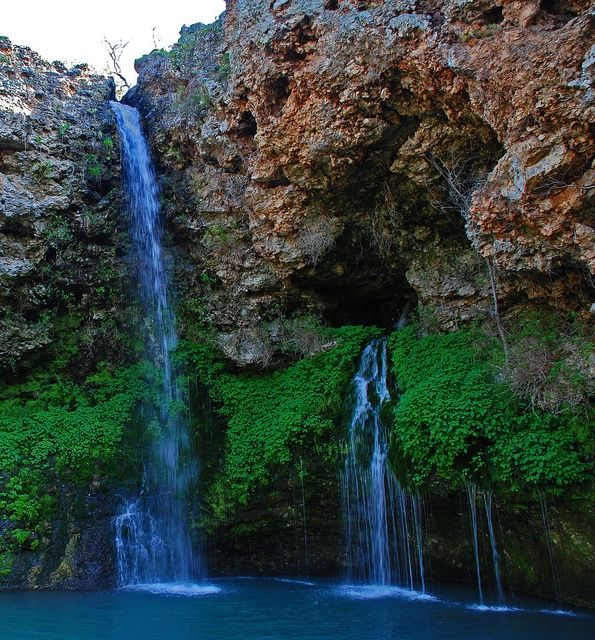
[85, 154, 103, 179]
[216, 52, 231, 80]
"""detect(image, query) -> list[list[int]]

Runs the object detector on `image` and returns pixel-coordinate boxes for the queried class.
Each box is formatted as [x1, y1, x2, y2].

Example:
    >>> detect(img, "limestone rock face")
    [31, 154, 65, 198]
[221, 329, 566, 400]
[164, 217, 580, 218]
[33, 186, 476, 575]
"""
[131, 0, 593, 363]
[0, 37, 126, 373]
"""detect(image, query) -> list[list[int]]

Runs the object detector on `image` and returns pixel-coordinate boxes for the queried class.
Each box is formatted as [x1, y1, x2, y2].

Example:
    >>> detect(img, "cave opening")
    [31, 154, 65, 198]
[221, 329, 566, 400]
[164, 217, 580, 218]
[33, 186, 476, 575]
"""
[315, 278, 417, 329]
[289, 116, 505, 331]
[237, 110, 257, 138]
[540, 0, 578, 18]
[483, 6, 504, 24]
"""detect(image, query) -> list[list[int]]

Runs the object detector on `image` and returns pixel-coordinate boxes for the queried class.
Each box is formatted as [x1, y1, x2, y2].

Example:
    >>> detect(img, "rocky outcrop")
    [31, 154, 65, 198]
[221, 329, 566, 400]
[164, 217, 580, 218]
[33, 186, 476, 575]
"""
[2, 485, 117, 591]
[131, 0, 593, 362]
[0, 37, 128, 374]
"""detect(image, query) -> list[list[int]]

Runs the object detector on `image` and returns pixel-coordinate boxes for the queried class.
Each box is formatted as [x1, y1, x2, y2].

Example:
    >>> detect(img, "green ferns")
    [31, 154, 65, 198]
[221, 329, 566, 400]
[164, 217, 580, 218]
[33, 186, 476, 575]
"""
[388, 326, 591, 492]
[179, 325, 379, 511]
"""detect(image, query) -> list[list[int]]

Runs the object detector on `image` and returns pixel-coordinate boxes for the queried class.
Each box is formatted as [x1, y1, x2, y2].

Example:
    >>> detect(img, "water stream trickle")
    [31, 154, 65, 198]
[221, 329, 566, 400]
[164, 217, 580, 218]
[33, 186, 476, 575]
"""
[467, 484, 484, 605]
[111, 102, 202, 586]
[539, 490, 561, 605]
[342, 339, 425, 590]
[484, 491, 504, 604]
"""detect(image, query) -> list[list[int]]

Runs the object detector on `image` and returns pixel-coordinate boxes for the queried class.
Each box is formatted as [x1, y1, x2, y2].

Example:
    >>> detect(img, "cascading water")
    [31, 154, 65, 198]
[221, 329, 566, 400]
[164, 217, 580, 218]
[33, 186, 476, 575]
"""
[342, 339, 425, 590]
[484, 491, 504, 604]
[111, 102, 202, 586]
[467, 484, 484, 605]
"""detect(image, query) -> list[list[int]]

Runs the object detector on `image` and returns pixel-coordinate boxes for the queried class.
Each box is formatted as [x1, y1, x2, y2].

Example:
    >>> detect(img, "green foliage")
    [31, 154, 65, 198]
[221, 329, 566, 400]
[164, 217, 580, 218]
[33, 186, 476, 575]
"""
[58, 122, 71, 137]
[178, 325, 379, 511]
[388, 325, 592, 492]
[502, 310, 593, 413]
[32, 160, 54, 180]
[216, 52, 231, 80]
[42, 219, 73, 247]
[85, 153, 103, 179]
[0, 362, 154, 553]
[175, 85, 212, 120]
[0, 549, 14, 577]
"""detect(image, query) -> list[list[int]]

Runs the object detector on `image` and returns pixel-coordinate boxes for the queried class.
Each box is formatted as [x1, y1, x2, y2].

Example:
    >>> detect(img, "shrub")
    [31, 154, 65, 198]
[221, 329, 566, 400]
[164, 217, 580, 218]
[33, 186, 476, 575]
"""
[501, 311, 593, 413]
[296, 216, 340, 265]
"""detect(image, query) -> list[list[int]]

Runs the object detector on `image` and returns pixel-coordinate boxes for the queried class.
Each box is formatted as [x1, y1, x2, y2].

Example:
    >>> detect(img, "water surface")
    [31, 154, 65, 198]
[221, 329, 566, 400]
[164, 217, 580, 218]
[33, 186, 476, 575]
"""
[0, 579, 592, 640]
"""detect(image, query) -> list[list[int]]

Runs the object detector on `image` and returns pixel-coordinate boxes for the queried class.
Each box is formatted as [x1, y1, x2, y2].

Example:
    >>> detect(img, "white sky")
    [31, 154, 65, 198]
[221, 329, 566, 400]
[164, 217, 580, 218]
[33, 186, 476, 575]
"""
[2, 0, 226, 84]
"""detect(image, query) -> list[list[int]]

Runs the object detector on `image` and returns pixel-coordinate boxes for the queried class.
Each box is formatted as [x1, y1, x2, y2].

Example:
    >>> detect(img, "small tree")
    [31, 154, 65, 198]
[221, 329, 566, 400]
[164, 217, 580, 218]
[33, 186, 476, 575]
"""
[103, 37, 130, 98]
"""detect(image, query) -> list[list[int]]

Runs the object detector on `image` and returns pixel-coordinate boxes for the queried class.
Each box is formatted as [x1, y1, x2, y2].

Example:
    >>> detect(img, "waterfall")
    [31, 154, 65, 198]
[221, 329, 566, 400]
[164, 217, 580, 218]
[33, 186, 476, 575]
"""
[111, 102, 201, 586]
[484, 491, 504, 603]
[467, 484, 484, 604]
[342, 339, 425, 590]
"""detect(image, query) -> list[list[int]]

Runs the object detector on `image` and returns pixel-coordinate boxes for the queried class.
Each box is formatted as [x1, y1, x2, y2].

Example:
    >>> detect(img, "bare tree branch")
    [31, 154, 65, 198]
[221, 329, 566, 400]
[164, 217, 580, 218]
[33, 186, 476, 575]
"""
[103, 37, 130, 93]
[151, 27, 161, 50]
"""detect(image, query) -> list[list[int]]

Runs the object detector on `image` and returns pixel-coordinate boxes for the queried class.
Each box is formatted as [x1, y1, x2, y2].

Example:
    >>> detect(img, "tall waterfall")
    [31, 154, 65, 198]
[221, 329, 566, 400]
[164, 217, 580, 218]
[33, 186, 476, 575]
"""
[111, 103, 201, 586]
[342, 339, 425, 589]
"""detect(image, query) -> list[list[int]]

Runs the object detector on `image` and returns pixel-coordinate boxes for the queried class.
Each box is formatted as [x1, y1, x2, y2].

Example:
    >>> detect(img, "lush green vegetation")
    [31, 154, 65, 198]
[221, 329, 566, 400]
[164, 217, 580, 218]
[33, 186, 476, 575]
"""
[1, 295, 591, 575]
[388, 322, 592, 492]
[178, 324, 380, 521]
[0, 362, 154, 571]
[175, 309, 592, 528]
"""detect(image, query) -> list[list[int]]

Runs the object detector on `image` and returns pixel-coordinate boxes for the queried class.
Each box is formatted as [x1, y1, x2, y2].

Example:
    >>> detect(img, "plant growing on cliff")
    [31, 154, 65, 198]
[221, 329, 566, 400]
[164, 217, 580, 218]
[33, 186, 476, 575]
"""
[216, 52, 231, 80]
[178, 324, 380, 515]
[0, 362, 155, 554]
[85, 153, 103, 179]
[501, 311, 593, 414]
[103, 37, 130, 97]
[175, 85, 213, 120]
[296, 216, 340, 265]
[388, 323, 592, 492]
[32, 160, 54, 180]
[58, 122, 71, 137]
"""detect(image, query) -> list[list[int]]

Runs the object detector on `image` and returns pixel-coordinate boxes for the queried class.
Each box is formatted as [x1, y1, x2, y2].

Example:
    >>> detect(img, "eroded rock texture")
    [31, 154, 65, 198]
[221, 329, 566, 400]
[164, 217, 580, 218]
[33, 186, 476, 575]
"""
[0, 37, 127, 374]
[130, 0, 594, 364]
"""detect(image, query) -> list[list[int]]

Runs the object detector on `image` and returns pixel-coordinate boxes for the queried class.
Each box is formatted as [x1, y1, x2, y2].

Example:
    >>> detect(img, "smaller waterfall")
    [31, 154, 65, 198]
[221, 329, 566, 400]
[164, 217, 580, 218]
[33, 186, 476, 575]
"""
[484, 491, 504, 603]
[412, 493, 426, 593]
[467, 484, 484, 604]
[342, 339, 425, 590]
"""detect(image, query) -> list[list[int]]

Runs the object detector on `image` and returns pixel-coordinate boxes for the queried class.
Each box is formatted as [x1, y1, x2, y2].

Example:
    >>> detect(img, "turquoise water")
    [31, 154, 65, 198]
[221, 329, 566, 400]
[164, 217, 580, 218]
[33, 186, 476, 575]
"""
[0, 579, 592, 640]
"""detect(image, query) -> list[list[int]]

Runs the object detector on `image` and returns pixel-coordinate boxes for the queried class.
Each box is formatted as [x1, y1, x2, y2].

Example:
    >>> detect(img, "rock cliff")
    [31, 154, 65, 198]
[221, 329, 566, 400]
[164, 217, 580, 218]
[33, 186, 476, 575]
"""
[0, 0, 593, 604]
[130, 0, 593, 364]
[0, 38, 128, 589]
[0, 36, 128, 375]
